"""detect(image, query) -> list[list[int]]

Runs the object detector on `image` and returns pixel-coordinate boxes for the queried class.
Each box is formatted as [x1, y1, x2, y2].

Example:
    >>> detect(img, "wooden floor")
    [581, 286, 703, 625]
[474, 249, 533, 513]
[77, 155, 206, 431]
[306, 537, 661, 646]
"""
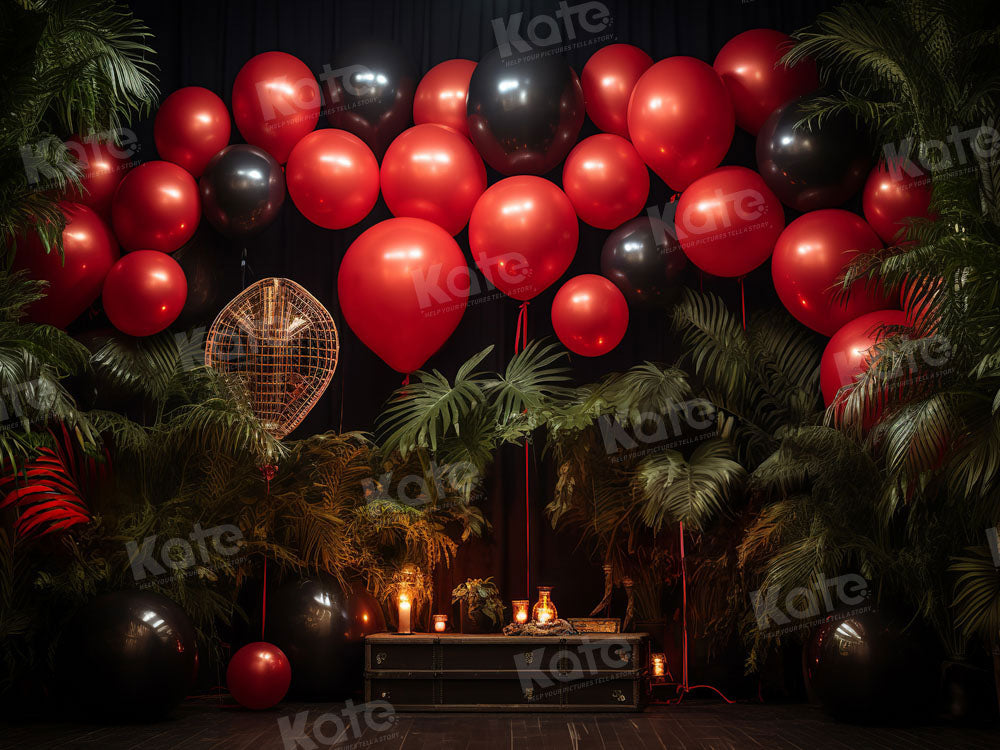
[1, 699, 996, 750]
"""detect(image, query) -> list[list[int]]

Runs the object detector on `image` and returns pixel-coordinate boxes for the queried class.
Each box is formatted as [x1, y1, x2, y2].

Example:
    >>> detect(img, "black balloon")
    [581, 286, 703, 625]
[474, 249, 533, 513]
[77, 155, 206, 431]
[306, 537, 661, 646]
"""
[804, 610, 938, 723]
[266, 578, 385, 698]
[171, 228, 228, 329]
[58, 590, 198, 720]
[199, 144, 285, 238]
[467, 48, 585, 176]
[325, 40, 417, 159]
[756, 96, 872, 212]
[600, 215, 687, 308]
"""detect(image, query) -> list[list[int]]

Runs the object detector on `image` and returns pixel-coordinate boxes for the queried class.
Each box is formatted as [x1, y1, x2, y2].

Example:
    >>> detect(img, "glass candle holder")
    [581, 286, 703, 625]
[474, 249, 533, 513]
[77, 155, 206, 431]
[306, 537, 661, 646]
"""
[433, 614, 448, 632]
[651, 653, 666, 680]
[531, 586, 557, 625]
[397, 592, 412, 634]
[512, 600, 529, 624]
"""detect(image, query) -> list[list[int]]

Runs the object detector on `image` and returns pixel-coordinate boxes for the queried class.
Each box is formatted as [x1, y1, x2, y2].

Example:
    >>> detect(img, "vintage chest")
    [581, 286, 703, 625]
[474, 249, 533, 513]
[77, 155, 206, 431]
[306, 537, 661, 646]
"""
[364, 632, 649, 711]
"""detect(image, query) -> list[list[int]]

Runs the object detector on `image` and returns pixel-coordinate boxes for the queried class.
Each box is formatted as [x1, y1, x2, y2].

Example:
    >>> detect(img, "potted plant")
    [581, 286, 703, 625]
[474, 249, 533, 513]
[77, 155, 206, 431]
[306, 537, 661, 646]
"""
[451, 578, 505, 633]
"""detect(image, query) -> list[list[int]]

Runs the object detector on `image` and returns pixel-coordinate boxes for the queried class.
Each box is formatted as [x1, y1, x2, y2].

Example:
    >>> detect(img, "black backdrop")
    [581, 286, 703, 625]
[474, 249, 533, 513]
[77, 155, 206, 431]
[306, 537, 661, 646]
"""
[129, 0, 838, 620]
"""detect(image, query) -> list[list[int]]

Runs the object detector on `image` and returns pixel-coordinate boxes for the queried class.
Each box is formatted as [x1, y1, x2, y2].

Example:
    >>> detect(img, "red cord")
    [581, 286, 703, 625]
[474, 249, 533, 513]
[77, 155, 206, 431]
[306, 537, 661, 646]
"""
[515, 301, 530, 598]
[261, 556, 267, 641]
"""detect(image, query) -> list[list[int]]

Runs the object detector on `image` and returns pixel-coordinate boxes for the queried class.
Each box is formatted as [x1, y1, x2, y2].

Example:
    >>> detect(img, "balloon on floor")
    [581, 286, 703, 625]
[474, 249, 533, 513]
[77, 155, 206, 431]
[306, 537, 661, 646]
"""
[600, 215, 687, 308]
[466, 48, 584, 176]
[227, 642, 292, 710]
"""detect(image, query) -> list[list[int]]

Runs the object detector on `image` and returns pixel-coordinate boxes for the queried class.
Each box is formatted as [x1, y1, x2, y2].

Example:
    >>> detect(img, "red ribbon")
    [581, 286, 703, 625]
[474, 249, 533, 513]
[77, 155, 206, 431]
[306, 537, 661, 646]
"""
[514, 301, 531, 598]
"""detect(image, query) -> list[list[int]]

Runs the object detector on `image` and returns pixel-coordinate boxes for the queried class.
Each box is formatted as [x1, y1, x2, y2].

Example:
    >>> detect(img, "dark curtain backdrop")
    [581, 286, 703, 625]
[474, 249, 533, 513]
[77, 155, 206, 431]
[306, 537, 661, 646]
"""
[129, 0, 837, 619]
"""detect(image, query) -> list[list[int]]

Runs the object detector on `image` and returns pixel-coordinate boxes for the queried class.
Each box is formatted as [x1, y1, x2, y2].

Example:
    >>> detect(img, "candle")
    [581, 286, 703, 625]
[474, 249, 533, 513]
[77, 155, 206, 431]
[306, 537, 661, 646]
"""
[652, 653, 666, 679]
[537, 607, 552, 624]
[512, 600, 529, 624]
[433, 614, 448, 632]
[531, 586, 557, 625]
[398, 593, 411, 634]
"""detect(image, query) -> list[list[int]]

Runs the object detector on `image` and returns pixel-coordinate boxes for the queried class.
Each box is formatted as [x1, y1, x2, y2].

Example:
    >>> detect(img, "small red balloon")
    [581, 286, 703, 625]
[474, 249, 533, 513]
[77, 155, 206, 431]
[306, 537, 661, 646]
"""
[562, 134, 649, 230]
[232, 51, 320, 164]
[552, 274, 629, 357]
[111, 161, 201, 253]
[772, 209, 894, 336]
[154, 87, 232, 177]
[627, 57, 734, 191]
[468, 176, 578, 301]
[675, 166, 784, 277]
[338, 217, 469, 373]
[581, 44, 652, 139]
[227, 642, 291, 710]
[862, 160, 935, 244]
[713, 29, 819, 135]
[821, 309, 907, 406]
[13, 202, 119, 328]
[102, 250, 188, 337]
[63, 135, 134, 219]
[381, 124, 487, 235]
[413, 59, 476, 138]
[286, 129, 380, 230]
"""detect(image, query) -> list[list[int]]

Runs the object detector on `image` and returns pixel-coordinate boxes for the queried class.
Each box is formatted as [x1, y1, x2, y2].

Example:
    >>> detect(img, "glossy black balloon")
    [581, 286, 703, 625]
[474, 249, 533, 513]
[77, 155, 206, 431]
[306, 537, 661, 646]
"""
[467, 48, 585, 176]
[804, 610, 938, 723]
[325, 40, 417, 159]
[266, 578, 386, 698]
[171, 228, 228, 329]
[756, 96, 872, 212]
[58, 590, 198, 719]
[199, 144, 285, 238]
[600, 215, 687, 308]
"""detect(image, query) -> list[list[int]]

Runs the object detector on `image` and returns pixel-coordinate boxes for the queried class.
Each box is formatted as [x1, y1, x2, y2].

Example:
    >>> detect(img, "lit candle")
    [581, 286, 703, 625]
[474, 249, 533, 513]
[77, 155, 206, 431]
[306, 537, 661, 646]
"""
[398, 593, 411, 634]
[512, 600, 529, 624]
[433, 614, 448, 632]
[537, 607, 552, 625]
[652, 653, 665, 679]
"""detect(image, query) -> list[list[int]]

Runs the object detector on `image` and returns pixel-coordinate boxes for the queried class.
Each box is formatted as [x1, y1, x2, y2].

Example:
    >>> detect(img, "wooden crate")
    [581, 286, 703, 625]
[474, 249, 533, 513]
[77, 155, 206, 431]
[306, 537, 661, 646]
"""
[364, 632, 649, 712]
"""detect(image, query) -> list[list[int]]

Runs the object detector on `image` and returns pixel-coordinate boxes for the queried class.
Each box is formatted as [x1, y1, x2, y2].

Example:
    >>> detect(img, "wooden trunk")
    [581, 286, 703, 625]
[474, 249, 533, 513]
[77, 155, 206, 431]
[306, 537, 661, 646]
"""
[365, 632, 649, 712]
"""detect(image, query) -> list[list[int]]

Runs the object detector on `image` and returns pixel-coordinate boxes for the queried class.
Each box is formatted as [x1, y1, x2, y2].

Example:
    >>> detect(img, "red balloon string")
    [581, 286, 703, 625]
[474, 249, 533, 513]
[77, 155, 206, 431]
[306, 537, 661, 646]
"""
[258, 464, 278, 640]
[514, 301, 530, 597]
[401, 373, 410, 387]
[739, 276, 747, 331]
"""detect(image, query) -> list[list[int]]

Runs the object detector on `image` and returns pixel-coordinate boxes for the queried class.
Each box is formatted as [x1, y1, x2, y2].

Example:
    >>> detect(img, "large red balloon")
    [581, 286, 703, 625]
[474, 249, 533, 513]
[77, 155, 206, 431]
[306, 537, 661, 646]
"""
[111, 161, 201, 253]
[468, 176, 578, 301]
[154, 86, 232, 177]
[381, 124, 486, 235]
[821, 309, 908, 406]
[581, 44, 653, 139]
[675, 166, 784, 277]
[713, 29, 819, 135]
[63, 135, 134, 219]
[226, 642, 291, 710]
[232, 51, 320, 164]
[562, 134, 649, 229]
[102, 250, 188, 337]
[627, 57, 734, 192]
[551, 274, 629, 357]
[413, 59, 476, 138]
[862, 160, 935, 244]
[772, 210, 894, 336]
[13, 202, 119, 328]
[286, 129, 380, 230]
[338, 218, 468, 373]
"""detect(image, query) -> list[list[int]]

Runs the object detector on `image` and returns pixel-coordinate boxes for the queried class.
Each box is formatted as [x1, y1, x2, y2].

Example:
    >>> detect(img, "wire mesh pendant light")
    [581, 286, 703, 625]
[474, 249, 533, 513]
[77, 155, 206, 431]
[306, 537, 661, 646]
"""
[205, 278, 339, 439]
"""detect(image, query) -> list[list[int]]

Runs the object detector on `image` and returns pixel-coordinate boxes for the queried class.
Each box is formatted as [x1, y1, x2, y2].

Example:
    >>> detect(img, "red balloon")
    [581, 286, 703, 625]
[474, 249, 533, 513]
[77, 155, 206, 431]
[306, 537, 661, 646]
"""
[562, 134, 649, 229]
[227, 642, 291, 710]
[286, 130, 380, 230]
[154, 87, 232, 177]
[232, 51, 320, 164]
[675, 166, 784, 277]
[772, 210, 894, 336]
[468, 176, 578, 301]
[63, 135, 134, 219]
[111, 161, 201, 253]
[102, 250, 188, 337]
[381, 124, 487, 235]
[551, 274, 629, 357]
[820, 309, 907, 406]
[862, 160, 935, 244]
[338, 218, 468, 373]
[627, 57, 734, 191]
[713, 29, 819, 135]
[413, 59, 476, 138]
[581, 44, 653, 139]
[13, 202, 119, 328]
